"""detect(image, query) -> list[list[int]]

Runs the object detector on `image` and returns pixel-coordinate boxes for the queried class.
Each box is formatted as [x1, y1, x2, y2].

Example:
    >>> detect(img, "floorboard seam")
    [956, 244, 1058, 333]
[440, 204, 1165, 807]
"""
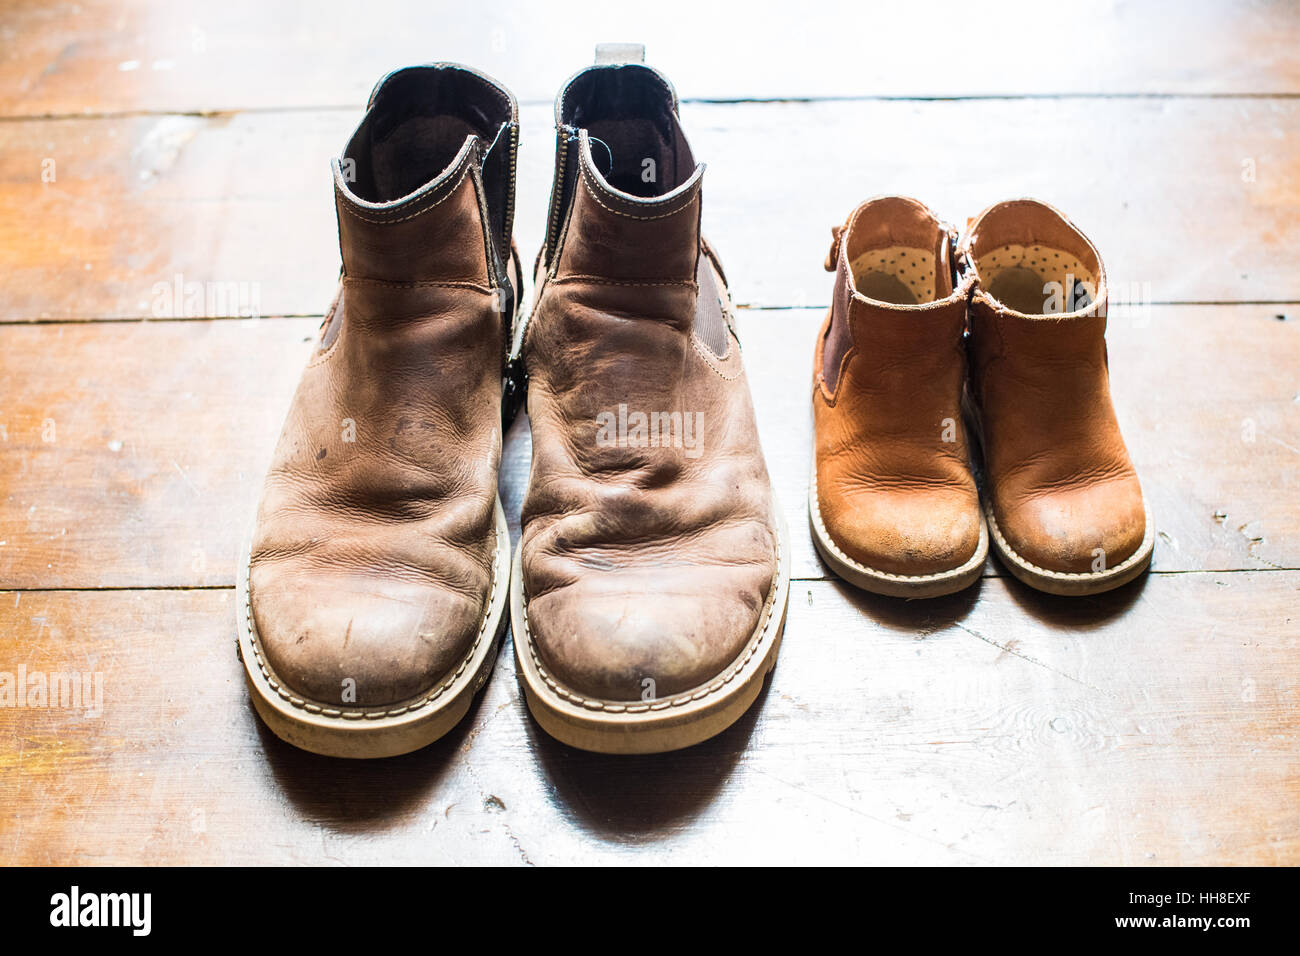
[1, 90, 1298, 123]
[0, 567, 1295, 595]
[2, 302, 1296, 327]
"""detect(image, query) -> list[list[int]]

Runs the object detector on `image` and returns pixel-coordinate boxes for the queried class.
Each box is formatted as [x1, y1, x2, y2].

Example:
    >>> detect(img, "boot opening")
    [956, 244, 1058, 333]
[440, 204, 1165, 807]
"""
[821, 197, 955, 392]
[842, 197, 954, 305]
[344, 66, 513, 205]
[560, 64, 695, 198]
[969, 200, 1102, 315]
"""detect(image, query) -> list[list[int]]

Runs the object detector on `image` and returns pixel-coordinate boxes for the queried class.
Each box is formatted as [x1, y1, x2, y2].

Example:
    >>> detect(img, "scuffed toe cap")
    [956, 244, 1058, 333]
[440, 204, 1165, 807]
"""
[248, 564, 486, 708]
[819, 483, 983, 577]
[993, 478, 1148, 575]
[522, 564, 776, 703]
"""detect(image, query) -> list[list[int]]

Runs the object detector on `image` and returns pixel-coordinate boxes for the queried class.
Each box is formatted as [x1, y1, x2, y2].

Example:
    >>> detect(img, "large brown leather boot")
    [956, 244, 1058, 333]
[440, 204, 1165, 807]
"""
[810, 196, 987, 598]
[962, 198, 1153, 595]
[236, 65, 520, 757]
[511, 46, 790, 754]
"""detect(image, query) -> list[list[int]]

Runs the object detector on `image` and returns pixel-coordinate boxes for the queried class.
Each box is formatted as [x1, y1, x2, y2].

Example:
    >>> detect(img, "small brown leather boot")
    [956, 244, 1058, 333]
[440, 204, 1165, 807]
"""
[512, 45, 790, 754]
[237, 65, 520, 757]
[810, 196, 987, 598]
[962, 198, 1153, 595]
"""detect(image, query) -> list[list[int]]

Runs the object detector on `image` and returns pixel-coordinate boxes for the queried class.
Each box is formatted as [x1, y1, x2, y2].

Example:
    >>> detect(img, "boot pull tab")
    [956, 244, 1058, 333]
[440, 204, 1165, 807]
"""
[595, 43, 646, 65]
[824, 224, 846, 272]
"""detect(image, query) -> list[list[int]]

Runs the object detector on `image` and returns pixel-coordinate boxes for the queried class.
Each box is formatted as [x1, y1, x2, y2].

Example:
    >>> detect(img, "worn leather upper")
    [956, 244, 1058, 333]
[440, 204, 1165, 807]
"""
[813, 197, 982, 576]
[519, 59, 780, 703]
[248, 65, 517, 708]
[963, 198, 1146, 574]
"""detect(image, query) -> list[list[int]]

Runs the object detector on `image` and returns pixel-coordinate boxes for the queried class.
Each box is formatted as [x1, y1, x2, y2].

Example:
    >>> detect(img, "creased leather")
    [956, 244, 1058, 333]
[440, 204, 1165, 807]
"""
[964, 198, 1146, 574]
[520, 85, 779, 703]
[812, 197, 981, 576]
[247, 69, 513, 709]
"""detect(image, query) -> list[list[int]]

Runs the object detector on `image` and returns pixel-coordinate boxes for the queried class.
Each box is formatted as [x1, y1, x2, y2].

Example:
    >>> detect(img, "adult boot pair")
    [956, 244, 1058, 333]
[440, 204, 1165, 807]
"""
[811, 196, 1154, 599]
[237, 49, 789, 759]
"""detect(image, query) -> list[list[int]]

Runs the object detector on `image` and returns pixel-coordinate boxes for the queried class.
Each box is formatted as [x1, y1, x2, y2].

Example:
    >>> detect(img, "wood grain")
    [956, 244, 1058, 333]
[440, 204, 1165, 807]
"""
[0, 318, 316, 588]
[1, 572, 1294, 865]
[2, 98, 1297, 321]
[1, 304, 1295, 589]
[2, 0, 1296, 116]
[2, 0, 1298, 869]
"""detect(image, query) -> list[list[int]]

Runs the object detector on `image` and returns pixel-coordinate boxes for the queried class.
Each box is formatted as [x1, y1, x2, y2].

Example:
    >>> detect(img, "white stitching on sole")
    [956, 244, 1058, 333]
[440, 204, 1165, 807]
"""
[519, 527, 785, 715]
[960, 389, 1152, 586]
[808, 469, 987, 585]
[242, 520, 503, 722]
[984, 499, 1154, 583]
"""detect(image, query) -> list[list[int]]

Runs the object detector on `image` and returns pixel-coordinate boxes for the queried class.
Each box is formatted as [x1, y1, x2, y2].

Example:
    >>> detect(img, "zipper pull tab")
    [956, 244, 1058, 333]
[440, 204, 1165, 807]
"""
[501, 355, 528, 430]
[950, 226, 974, 291]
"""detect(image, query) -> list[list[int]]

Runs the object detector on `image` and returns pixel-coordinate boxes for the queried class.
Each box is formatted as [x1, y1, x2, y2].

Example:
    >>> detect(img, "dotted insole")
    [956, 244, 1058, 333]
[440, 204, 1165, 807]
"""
[849, 246, 936, 305]
[976, 243, 1096, 314]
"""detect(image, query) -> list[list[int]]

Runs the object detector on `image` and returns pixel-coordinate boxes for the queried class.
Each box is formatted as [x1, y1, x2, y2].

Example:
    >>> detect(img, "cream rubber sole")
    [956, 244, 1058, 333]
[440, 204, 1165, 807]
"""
[961, 396, 1155, 596]
[808, 467, 988, 599]
[983, 499, 1155, 596]
[236, 498, 511, 759]
[511, 510, 791, 755]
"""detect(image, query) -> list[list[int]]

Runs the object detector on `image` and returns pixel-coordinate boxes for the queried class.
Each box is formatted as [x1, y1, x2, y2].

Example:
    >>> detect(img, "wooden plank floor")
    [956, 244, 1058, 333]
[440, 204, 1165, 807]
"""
[1, 1, 1297, 865]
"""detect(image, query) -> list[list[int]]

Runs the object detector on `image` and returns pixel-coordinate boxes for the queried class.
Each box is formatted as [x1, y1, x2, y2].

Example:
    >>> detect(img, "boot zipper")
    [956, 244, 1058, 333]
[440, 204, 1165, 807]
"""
[543, 126, 579, 265]
[501, 354, 528, 430]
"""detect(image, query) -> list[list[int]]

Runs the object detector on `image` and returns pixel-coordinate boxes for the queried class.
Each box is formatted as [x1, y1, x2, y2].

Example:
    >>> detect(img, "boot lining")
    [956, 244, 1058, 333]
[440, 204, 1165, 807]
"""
[345, 68, 511, 205]
[848, 246, 939, 305]
[975, 244, 1096, 315]
[561, 65, 694, 197]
